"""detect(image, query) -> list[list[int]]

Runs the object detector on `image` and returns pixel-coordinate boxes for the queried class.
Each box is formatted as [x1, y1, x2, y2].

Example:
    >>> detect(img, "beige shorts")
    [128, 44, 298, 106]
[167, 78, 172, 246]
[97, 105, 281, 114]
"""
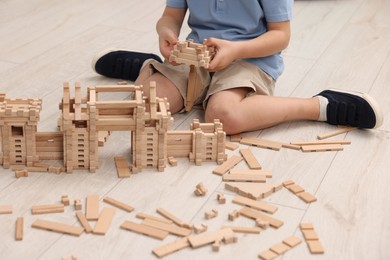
[150, 59, 275, 109]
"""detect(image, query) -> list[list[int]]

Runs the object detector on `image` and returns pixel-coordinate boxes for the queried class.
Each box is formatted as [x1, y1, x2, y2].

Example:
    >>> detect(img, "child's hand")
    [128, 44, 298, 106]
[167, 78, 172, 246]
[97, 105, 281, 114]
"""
[158, 29, 179, 61]
[204, 38, 238, 72]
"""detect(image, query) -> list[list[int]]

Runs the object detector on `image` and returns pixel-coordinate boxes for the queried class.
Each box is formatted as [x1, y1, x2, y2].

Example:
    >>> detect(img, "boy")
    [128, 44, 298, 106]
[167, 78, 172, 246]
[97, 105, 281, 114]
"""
[92, 0, 383, 134]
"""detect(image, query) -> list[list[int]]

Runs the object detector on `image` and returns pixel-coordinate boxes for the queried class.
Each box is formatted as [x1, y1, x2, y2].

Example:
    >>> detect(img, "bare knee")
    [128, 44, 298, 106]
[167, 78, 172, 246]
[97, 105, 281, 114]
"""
[205, 100, 242, 135]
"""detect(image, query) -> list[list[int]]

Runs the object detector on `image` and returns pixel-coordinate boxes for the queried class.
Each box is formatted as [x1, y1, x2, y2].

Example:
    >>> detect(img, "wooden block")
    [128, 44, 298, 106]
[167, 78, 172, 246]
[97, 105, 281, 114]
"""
[239, 207, 283, 228]
[223, 173, 266, 182]
[187, 228, 234, 248]
[156, 208, 192, 228]
[239, 149, 261, 169]
[217, 192, 226, 204]
[230, 168, 272, 178]
[75, 211, 93, 233]
[230, 134, 242, 142]
[31, 204, 65, 215]
[204, 209, 218, 220]
[74, 199, 82, 210]
[222, 226, 261, 234]
[232, 195, 277, 214]
[152, 237, 190, 258]
[307, 240, 325, 254]
[302, 229, 319, 240]
[142, 219, 192, 237]
[225, 182, 280, 200]
[240, 137, 282, 151]
[114, 156, 131, 178]
[62, 255, 77, 260]
[287, 184, 304, 194]
[61, 195, 70, 206]
[93, 207, 116, 235]
[270, 242, 291, 255]
[15, 217, 23, 241]
[212, 155, 243, 176]
[194, 182, 208, 196]
[298, 192, 317, 203]
[300, 223, 314, 230]
[258, 250, 278, 260]
[228, 210, 240, 221]
[86, 194, 99, 220]
[301, 143, 343, 152]
[136, 212, 173, 225]
[32, 219, 84, 236]
[225, 141, 239, 151]
[193, 223, 208, 234]
[256, 219, 270, 229]
[317, 126, 356, 140]
[283, 235, 302, 248]
[167, 156, 177, 166]
[120, 220, 168, 240]
[103, 197, 134, 212]
[281, 143, 301, 150]
[0, 205, 12, 214]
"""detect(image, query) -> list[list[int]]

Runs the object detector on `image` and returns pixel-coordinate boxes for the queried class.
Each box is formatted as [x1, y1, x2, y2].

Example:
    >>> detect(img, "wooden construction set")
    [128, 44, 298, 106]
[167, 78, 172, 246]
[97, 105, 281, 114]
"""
[0, 81, 226, 174]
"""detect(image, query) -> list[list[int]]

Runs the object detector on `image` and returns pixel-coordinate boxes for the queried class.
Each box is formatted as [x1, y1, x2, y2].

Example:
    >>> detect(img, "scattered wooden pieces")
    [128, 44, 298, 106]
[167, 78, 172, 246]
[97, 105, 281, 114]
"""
[232, 195, 277, 214]
[31, 204, 64, 215]
[15, 217, 23, 241]
[317, 126, 356, 140]
[142, 219, 192, 237]
[120, 220, 168, 240]
[194, 183, 208, 196]
[187, 228, 235, 248]
[86, 194, 99, 220]
[152, 237, 190, 258]
[114, 156, 131, 178]
[212, 155, 243, 176]
[240, 137, 282, 151]
[216, 192, 226, 204]
[156, 208, 192, 229]
[225, 141, 239, 151]
[75, 211, 93, 233]
[225, 182, 282, 200]
[93, 207, 116, 235]
[283, 180, 317, 203]
[136, 212, 173, 225]
[103, 197, 134, 212]
[204, 209, 218, 220]
[239, 207, 283, 229]
[0, 205, 13, 214]
[258, 235, 302, 260]
[239, 149, 261, 169]
[32, 219, 84, 236]
[300, 223, 324, 254]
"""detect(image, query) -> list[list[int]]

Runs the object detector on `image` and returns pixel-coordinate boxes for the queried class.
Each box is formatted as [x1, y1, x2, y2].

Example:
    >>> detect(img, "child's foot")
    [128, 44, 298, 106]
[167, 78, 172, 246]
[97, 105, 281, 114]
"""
[316, 89, 383, 129]
[91, 49, 162, 81]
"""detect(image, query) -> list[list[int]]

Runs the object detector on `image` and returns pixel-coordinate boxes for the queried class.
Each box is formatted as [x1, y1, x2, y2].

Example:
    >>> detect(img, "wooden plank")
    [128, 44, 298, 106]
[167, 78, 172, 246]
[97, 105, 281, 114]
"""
[229, 168, 272, 178]
[222, 226, 261, 234]
[31, 219, 84, 236]
[156, 208, 191, 228]
[0, 205, 13, 214]
[232, 195, 278, 214]
[142, 219, 192, 237]
[103, 197, 134, 212]
[212, 155, 243, 176]
[240, 137, 282, 151]
[31, 204, 64, 215]
[120, 221, 168, 240]
[291, 140, 351, 146]
[152, 237, 190, 258]
[114, 156, 131, 178]
[86, 194, 99, 220]
[225, 182, 282, 200]
[187, 228, 235, 248]
[75, 211, 93, 233]
[136, 212, 173, 225]
[93, 207, 116, 235]
[301, 143, 343, 152]
[15, 217, 23, 241]
[223, 173, 266, 182]
[317, 127, 356, 140]
[239, 149, 261, 169]
[239, 207, 283, 228]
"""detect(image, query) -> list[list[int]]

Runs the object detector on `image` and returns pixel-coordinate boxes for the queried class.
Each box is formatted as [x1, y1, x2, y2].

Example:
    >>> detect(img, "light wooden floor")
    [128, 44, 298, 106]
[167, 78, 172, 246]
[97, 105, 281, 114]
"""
[0, 0, 389, 259]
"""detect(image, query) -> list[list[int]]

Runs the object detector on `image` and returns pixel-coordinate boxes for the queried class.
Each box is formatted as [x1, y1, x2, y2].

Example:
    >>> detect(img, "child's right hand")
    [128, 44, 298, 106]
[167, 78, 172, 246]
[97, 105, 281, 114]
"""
[158, 29, 179, 61]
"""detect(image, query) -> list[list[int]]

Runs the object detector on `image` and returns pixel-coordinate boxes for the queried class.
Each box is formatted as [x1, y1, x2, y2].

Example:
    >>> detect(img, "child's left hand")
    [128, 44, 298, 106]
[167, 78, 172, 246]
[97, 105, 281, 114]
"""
[203, 38, 238, 72]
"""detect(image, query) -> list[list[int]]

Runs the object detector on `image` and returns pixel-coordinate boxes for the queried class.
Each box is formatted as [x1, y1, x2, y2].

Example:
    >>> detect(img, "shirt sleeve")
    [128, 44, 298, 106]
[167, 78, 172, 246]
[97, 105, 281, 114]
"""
[166, 0, 187, 8]
[260, 0, 293, 22]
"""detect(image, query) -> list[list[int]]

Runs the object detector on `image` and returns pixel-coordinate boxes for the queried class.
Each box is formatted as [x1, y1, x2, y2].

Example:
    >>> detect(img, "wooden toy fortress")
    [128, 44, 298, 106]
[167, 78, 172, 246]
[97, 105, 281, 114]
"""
[0, 81, 226, 174]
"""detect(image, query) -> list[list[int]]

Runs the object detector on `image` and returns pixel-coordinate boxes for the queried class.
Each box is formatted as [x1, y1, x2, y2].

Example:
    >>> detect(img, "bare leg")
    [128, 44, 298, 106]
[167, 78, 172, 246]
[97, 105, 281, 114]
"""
[135, 63, 184, 114]
[205, 88, 320, 135]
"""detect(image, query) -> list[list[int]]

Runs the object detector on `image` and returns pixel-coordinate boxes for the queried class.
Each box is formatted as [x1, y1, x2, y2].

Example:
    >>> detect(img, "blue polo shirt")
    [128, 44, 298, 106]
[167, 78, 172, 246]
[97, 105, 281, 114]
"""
[166, 0, 293, 80]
